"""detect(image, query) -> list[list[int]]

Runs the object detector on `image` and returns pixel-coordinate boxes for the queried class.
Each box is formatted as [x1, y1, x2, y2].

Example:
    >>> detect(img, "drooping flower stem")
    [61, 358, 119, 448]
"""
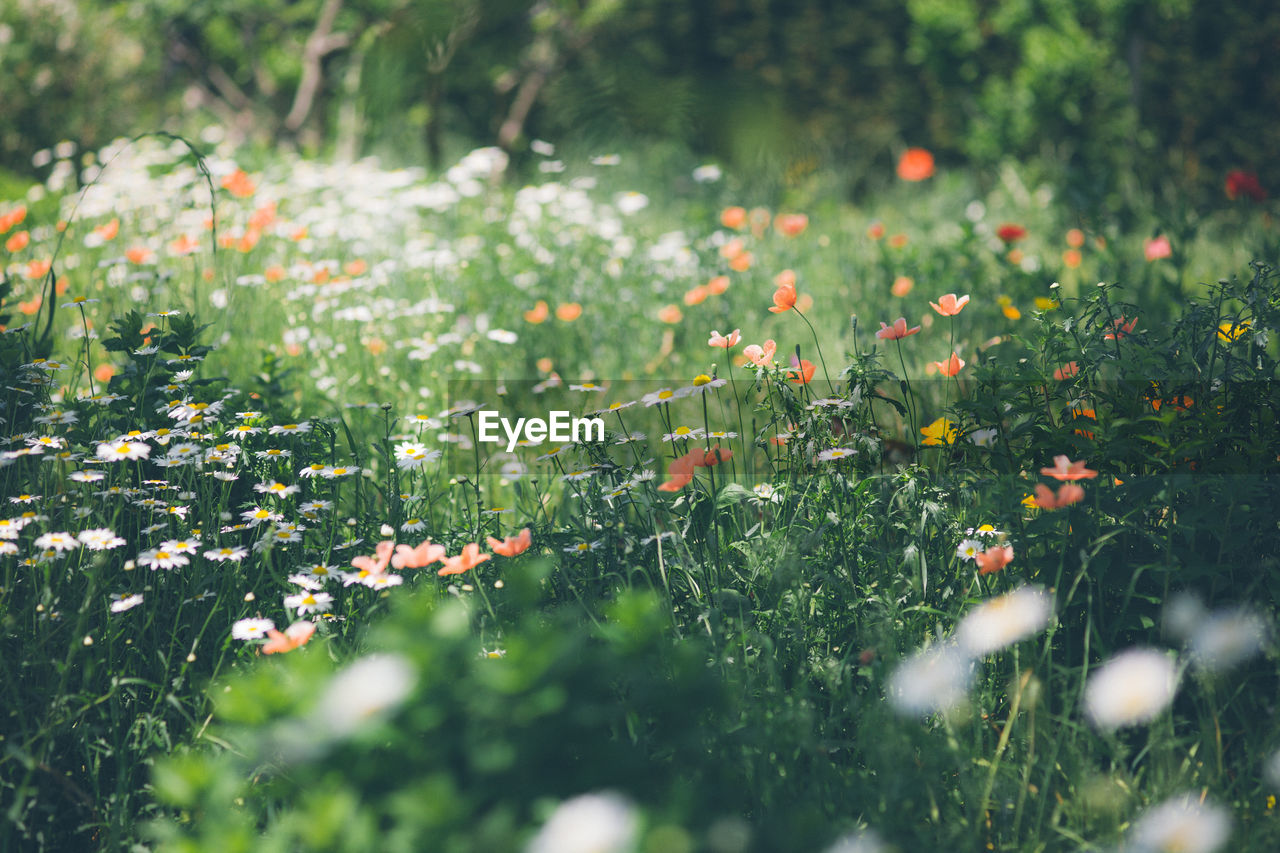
[794, 307, 834, 389]
[895, 339, 918, 445]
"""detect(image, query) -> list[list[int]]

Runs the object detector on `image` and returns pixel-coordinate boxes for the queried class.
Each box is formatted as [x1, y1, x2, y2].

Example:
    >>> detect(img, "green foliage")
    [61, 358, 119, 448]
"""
[0, 2, 163, 175]
[7, 0, 1280, 206]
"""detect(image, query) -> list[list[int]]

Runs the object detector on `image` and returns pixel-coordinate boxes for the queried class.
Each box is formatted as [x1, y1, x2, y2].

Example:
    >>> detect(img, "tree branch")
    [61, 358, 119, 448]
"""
[284, 0, 352, 134]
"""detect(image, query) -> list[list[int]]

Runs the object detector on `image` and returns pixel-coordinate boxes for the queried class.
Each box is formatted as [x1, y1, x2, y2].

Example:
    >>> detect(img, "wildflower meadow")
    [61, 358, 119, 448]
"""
[1, 131, 1277, 852]
[3, 8, 1280, 849]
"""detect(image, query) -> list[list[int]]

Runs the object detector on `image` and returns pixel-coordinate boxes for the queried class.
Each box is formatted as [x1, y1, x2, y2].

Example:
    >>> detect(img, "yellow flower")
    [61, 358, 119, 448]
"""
[920, 417, 958, 446]
[1217, 320, 1249, 342]
[1034, 297, 1059, 311]
[1003, 304, 1022, 320]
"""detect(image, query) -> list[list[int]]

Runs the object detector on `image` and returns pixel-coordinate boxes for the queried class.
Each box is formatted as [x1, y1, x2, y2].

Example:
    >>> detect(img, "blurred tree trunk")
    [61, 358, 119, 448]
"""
[282, 0, 353, 147]
[496, 0, 617, 153]
[418, 1, 481, 170]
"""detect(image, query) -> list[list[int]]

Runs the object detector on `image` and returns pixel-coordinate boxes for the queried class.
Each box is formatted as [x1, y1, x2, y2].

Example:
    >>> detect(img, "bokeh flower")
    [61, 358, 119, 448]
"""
[1084, 647, 1178, 729]
[1144, 235, 1172, 261]
[526, 792, 638, 853]
[1128, 793, 1231, 853]
[957, 586, 1053, 657]
[897, 148, 935, 181]
[886, 644, 973, 716]
[1040, 455, 1098, 481]
[316, 653, 416, 738]
[488, 528, 532, 557]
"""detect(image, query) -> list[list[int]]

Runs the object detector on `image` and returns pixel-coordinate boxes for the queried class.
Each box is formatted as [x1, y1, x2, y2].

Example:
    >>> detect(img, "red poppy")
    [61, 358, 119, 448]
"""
[996, 224, 1027, 243]
[1225, 170, 1266, 202]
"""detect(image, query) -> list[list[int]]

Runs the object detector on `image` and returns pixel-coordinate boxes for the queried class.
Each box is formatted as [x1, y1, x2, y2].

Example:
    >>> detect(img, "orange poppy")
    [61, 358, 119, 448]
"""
[929, 293, 970, 316]
[787, 359, 816, 384]
[776, 213, 809, 237]
[555, 303, 582, 322]
[351, 541, 394, 574]
[897, 148, 935, 181]
[720, 206, 747, 230]
[769, 282, 797, 314]
[684, 286, 709, 306]
[169, 234, 200, 255]
[708, 329, 741, 348]
[875, 318, 921, 340]
[487, 528, 532, 557]
[1040, 455, 1098, 481]
[719, 238, 745, 261]
[5, 230, 30, 253]
[95, 219, 120, 241]
[1031, 482, 1085, 510]
[1103, 317, 1137, 340]
[975, 544, 1014, 575]
[262, 621, 316, 655]
[0, 205, 27, 234]
[391, 540, 446, 569]
[437, 543, 492, 576]
[221, 169, 256, 198]
[933, 352, 964, 377]
[743, 339, 776, 367]
[524, 300, 549, 324]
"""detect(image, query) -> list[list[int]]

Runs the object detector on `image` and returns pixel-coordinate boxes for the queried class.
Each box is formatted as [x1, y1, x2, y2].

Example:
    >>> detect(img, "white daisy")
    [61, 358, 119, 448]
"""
[526, 792, 638, 853]
[1129, 793, 1231, 853]
[284, 590, 333, 615]
[232, 617, 276, 640]
[34, 531, 79, 552]
[955, 586, 1053, 657]
[886, 644, 973, 717]
[77, 528, 127, 550]
[109, 593, 144, 613]
[1084, 648, 1178, 729]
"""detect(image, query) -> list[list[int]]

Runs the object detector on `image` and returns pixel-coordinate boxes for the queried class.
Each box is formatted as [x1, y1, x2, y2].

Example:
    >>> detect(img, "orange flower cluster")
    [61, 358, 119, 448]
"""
[658, 446, 733, 492]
